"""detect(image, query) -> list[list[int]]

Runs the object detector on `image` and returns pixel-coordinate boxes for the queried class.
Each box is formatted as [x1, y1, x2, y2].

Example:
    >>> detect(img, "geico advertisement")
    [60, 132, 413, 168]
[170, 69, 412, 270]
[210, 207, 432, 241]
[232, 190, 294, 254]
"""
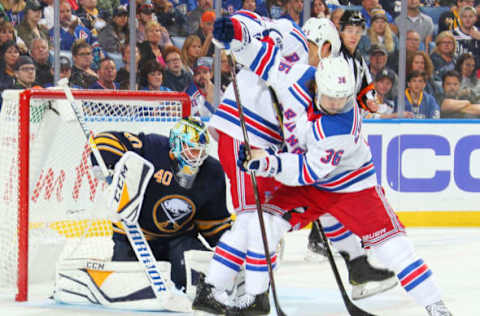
[364, 120, 480, 212]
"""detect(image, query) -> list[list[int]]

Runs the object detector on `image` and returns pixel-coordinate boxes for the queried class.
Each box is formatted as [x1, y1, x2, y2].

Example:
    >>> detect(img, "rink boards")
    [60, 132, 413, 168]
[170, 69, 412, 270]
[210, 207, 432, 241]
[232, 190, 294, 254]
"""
[362, 119, 480, 227]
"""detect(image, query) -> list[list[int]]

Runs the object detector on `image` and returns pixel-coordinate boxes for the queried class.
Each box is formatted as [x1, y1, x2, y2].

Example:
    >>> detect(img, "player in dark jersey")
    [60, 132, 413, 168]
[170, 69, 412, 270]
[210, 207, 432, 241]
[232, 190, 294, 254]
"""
[92, 117, 232, 291]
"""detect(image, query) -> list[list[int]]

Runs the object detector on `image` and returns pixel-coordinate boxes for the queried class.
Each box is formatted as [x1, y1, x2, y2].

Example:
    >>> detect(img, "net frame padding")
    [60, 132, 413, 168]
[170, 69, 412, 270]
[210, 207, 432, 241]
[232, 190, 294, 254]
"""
[0, 89, 191, 301]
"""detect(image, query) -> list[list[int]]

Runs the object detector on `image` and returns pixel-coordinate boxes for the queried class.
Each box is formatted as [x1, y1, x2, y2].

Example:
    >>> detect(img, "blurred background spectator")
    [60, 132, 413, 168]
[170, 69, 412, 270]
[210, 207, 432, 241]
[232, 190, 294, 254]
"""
[0, 41, 20, 93]
[438, 0, 475, 33]
[365, 68, 397, 118]
[98, 4, 128, 54]
[394, 0, 433, 54]
[116, 41, 141, 89]
[136, 3, 155, 43]
[162, 45, 192, 91]
[400, 70, 440, 119]
[70, 39, 98, 88]
[452, 5, 480, 67]
[431, 31, 457, 82]
[181, 34, 202, 74]
[0, 20, 27, 53]
[75, 0, 107, 38]
[138, 20, 172, 68]
[89, 57, 118, 89]
[455, 52, 480, 102]
[13, 54, 37, 89]
[52, 0, 94, 51]
[358, 8, 397, 57]
[311, 0, 329, 18]
[154, 0, 188, 37]
[17, 0, 50, 50]
[196, 10, 214, 56]
[439, 69, 480, 117]
[281, 0, 304, 26]
[139, 59, 171, 90]
[30, 37, 51, 85]
[406, 50, 440, 96]
[1, 0, 26, 26]
[186, 0, 213, 35]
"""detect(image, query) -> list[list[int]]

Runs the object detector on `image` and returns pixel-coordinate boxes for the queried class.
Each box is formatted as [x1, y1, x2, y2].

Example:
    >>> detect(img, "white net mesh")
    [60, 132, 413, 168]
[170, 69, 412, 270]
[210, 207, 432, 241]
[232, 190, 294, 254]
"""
[0, 89, 190, 300]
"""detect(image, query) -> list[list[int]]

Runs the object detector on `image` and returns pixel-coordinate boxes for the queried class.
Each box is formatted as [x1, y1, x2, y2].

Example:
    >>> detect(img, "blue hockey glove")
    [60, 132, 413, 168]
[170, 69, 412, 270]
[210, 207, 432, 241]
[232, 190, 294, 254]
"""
[213, 17, 243, 45]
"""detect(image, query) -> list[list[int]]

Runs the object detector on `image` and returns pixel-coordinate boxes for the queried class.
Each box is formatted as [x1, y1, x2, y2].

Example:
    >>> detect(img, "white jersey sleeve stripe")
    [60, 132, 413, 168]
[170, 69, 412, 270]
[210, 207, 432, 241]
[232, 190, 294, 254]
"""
[313, 119, 325, 141]
[250, 41, 278, 81]
[289, 29, 308, 52]
[234, 10, 263, 25]
[314, 160, 376, 191]
[299, 156, 319, 185]
[215, 99, 284, 145]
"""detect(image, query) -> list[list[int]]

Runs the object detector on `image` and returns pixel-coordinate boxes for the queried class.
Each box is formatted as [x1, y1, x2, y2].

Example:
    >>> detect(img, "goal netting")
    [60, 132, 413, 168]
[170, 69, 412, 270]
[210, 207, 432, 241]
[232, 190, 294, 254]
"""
[0, 89, 191, 301]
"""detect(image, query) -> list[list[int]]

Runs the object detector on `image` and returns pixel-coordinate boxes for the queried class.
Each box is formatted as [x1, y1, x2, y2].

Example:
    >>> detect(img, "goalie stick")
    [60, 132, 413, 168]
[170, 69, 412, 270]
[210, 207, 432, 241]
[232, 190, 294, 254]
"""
[59, 83, 190, 312]
[228, 54, 287, 316]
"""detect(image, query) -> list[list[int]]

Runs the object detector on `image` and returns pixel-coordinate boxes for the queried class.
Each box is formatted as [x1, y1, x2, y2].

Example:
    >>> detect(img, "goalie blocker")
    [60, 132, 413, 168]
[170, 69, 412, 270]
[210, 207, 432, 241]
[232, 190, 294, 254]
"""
[55, 118, 232, 310]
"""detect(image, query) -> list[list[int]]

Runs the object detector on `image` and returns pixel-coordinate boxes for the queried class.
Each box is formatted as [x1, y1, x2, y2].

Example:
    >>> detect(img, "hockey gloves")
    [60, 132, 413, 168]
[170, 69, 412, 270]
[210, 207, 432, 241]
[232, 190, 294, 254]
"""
[213, 17, 245, 49]
[237, 144, 282, 178]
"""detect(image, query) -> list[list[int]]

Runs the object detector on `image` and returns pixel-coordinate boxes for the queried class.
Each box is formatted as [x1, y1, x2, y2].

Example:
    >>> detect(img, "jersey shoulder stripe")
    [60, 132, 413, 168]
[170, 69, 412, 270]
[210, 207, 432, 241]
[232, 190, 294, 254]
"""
[287, 66, 315, 109]
[234, 10, 262, 25]
[215, 99, 283, 144]
[289, 28, 308, 52]
[250, 42, 278, 80]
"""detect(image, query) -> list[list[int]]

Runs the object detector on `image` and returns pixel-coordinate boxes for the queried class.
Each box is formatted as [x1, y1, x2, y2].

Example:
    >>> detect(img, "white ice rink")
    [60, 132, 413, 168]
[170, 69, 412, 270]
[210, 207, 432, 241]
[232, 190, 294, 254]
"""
[1, 228, 478, 316]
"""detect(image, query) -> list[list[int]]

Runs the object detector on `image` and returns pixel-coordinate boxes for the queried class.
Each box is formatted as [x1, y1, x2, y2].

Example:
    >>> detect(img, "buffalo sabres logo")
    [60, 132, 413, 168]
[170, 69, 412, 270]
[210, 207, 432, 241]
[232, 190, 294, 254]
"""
[153, 195, 196, 233]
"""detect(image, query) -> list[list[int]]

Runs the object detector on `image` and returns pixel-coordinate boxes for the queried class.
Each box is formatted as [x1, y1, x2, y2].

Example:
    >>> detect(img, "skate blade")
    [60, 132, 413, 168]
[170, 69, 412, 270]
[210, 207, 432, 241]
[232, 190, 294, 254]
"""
[351, 276, 398, 300]
[193, 310, 224, 316]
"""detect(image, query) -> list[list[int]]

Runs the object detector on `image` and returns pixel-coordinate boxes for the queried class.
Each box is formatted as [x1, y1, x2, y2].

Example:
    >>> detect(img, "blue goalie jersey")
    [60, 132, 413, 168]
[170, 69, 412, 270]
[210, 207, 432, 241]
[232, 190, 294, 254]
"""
[92, 131, 232, 247]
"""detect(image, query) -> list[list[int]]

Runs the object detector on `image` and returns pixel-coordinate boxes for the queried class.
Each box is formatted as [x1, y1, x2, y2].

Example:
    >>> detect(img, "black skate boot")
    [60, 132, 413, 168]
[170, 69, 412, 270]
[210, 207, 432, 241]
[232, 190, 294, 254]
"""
[341, 252, 398, 300]
[226, 291, 270, 316]
[305, 222, 331, 261]
[192, 273, 229, 315]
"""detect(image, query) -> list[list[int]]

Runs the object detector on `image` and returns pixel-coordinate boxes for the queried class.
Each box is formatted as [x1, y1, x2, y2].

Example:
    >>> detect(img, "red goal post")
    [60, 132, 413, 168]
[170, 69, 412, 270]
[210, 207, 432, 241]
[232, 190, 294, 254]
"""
[0, 89, 191, 302]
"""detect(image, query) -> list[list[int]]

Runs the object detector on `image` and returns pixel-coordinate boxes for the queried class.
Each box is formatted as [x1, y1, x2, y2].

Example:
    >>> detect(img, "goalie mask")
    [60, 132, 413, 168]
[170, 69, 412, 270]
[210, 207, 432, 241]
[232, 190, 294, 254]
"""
[169, 117, 210, 189]
[315, 57, 355, 114]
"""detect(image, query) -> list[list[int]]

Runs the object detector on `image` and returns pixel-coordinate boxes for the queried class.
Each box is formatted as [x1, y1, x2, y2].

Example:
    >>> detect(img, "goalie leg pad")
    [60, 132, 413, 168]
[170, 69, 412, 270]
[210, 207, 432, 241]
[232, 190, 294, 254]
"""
[54, 260, 182, 311]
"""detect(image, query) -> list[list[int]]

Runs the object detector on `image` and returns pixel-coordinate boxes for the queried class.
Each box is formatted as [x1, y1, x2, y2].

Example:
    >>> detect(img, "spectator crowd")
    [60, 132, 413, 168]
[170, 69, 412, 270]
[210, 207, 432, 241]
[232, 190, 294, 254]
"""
[0, 0, 480, 118]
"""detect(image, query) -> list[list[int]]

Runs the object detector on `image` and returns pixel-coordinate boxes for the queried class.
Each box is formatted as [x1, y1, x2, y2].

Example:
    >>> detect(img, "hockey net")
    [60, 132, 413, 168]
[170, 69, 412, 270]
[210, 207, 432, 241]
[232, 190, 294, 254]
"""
[0, 89, 191, 301]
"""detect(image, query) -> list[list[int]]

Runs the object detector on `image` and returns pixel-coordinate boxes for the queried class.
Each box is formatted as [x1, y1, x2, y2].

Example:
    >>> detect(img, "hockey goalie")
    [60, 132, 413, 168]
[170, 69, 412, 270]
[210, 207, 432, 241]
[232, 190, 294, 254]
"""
[53, 117, 233, 312]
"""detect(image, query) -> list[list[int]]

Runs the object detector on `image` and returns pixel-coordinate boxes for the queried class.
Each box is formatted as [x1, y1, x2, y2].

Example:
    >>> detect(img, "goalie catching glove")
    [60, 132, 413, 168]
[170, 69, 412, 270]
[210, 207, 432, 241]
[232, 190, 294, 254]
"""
[237, 144, 282, 177]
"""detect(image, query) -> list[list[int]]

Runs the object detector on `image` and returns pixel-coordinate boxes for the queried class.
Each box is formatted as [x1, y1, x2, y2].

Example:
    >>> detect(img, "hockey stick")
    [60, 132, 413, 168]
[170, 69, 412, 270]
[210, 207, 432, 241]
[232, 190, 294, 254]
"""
[60, 83, 190, 312]
[314, 220, 376, 316]
[228, 54, 287, 316]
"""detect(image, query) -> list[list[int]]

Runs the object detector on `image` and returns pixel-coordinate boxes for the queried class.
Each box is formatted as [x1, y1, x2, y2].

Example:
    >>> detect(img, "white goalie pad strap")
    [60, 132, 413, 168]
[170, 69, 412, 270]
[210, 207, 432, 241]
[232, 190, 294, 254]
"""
[184, 250, 213, 300]
[54, 259, 192, 312]
[108, 151, 154, 224]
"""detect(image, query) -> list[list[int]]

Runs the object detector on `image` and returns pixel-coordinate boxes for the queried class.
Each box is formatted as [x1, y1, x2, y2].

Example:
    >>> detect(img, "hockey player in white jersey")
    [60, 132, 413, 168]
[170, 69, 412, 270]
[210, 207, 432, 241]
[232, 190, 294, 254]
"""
[192, 13, 395, 315]
[208, 15, 453, 316]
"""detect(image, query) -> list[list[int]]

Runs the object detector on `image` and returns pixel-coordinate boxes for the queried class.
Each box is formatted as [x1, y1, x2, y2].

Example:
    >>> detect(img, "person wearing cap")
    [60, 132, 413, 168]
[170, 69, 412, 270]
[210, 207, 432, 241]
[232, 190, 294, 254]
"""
[358, 8, 397, 57]
[136, 3, 155, 43]
[16, 0, 50, 50]
[44, 55, 73, 87]
[75, 0, 108, 38]
[185, 56, 215, 117]
[398, 70, 440, 119]
[394, 0, 433, 54]
[360, 0, 394, 30]
[368, 43, 389, 78]
[98, 4, 128, 54]
[186, 0, 213, 34]
[154, 0, 188, 37]
[30, 37, 52, 86]
[196, 10, 215, 57]
[49, 0, 94, 51]
[139, 59, 171, 91]
[365, 68, 397, 118]
[13, 55, 38, 89]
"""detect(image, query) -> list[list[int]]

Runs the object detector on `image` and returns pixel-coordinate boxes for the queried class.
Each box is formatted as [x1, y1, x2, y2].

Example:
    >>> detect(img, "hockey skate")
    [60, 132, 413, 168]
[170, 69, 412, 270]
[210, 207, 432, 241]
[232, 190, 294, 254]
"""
[225, 291, 270, 316]
[426, 300, 453, 316]
[192, 273, 231, 315]
[343, 253, 398, 300]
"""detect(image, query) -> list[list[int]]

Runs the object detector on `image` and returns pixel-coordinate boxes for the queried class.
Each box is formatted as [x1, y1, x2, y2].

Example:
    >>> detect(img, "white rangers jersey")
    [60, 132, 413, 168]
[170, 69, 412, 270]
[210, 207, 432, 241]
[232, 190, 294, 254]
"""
[227, 27, 377, 192]
[208, 10, 309, 148]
